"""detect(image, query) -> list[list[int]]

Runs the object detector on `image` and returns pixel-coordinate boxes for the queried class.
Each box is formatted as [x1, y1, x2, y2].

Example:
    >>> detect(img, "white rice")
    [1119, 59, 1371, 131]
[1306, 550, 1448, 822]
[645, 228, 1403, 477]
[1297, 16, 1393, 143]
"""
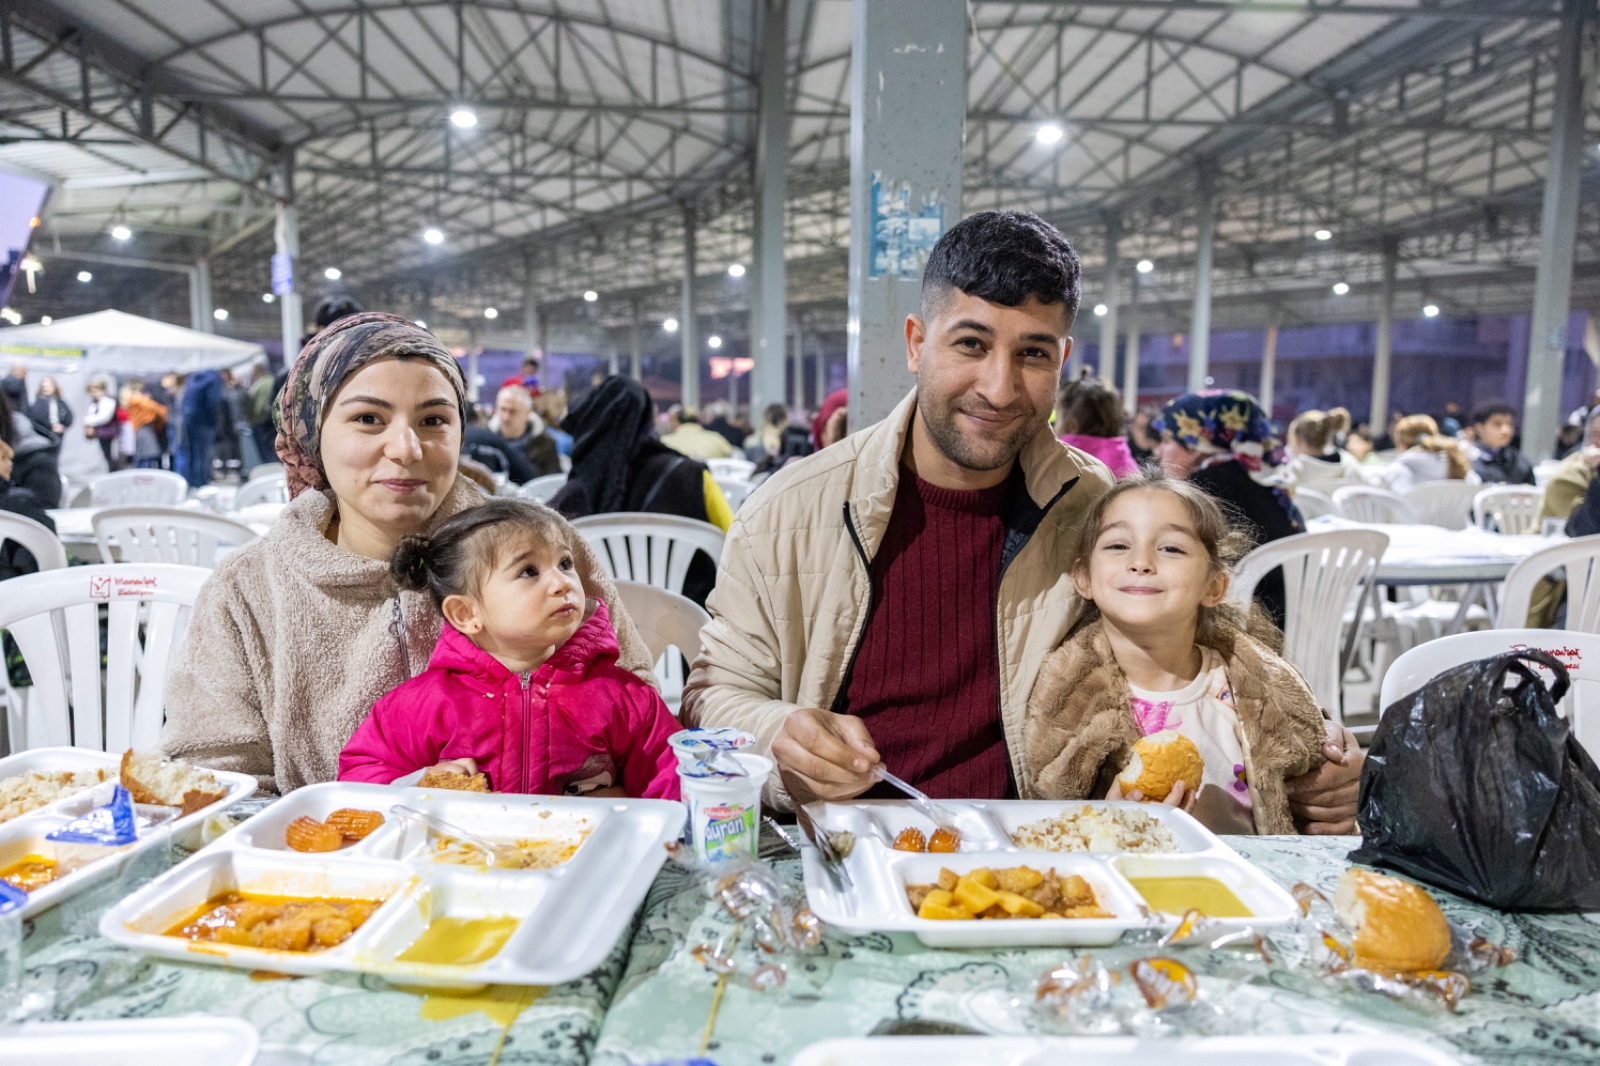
[1010, 805, 1179, 854]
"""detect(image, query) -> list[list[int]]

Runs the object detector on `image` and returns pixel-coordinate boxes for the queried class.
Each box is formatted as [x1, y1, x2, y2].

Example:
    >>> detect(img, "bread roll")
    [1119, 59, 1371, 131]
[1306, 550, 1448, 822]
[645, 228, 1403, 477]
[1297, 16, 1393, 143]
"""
[1116, 730, 1205, 803]
[120, 750, 227, 816]
[1334, 867, 1452, 974]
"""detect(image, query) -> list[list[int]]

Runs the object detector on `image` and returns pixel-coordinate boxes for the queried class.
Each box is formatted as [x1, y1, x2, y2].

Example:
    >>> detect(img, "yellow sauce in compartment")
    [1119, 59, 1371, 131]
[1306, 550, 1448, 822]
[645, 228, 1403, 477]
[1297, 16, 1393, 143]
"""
[396, 916, 520, 966]
[163, 892, 384, 953]
[1128, 876, 1253, 918]
[0, 855, 61, 893]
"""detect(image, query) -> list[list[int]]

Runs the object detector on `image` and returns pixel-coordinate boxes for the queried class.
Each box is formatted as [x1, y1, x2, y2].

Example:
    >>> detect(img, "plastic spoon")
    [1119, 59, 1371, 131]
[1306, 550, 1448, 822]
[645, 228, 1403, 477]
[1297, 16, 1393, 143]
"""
[870, 767, 1000, 851]
[390, 805, 516, 867]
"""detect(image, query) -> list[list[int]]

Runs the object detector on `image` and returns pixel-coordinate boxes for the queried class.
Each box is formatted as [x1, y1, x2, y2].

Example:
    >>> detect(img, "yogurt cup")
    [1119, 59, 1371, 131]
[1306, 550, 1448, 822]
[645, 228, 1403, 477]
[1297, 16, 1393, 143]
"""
[680, 752, 771, 864]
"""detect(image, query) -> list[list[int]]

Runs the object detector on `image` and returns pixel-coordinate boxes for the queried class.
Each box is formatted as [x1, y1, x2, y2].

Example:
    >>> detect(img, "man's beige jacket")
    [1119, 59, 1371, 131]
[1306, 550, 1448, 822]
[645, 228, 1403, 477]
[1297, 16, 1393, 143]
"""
[681, 388, 1114, 803]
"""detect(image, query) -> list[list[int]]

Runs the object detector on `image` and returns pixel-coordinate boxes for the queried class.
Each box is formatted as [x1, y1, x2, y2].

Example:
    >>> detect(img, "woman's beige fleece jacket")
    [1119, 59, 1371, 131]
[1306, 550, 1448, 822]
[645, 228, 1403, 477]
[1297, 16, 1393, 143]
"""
[161, 476, 655, 794]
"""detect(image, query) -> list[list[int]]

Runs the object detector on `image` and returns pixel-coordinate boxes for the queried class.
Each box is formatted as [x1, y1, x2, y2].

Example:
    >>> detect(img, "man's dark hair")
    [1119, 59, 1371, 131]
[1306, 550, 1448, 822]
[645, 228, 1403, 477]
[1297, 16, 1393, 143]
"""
[313, 295, 365, 330]
[1471, 402, 1517, 426]
[920, 210, 1081, 328]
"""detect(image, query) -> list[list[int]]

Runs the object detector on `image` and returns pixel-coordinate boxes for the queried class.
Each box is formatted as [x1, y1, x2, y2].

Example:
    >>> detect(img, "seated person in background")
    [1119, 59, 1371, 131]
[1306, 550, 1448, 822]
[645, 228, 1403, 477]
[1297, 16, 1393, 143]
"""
[340, 500, 680, 798]
[1540, 408, 1600, 535]
[467, 385, 561, 483]
[1054, 373, 1138, 478]
[1284, 408, 1366, 488]
[660, 405, 735, 460]
[1127, 405, 1160, 466]
[744, 403, 791, 466]
[703, 401, 746, 450]
[1379, 414, 1475, 492]
[0, 438, 55, 581]
[539, 391, 573, 456]
[1345, 425, 1377, 464]
[1468, 402, 1535, 485]
[1025, 472, 1326, 835]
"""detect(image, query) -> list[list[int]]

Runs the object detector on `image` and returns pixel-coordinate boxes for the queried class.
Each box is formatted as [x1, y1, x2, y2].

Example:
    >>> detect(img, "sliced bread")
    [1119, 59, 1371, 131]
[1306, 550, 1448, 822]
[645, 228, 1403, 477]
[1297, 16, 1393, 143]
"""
[120, 750, 228, 816]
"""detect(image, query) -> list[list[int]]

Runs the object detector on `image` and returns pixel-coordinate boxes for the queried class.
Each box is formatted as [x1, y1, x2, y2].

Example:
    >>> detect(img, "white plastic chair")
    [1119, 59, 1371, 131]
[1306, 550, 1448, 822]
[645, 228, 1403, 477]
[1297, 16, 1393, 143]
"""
[1332, 485, 1418, 525]
[1293, 487, 1336, 522]
[1474, 486, 1545, 535]
[520, 473, 568, 502]
[248, 463, 286, 481]
[1498, 535, 1600, 632]
[1230, 530, 1388, 720]
[707, 458, 755, 481]
[92, 507, 260, 567]
[232, 475, 289, 510]
[1403, 481, 1482, 530]
[86, 470, 188, 508]
[572, 513, 725, 595]
[615, 580, 710, 713]
[714, 477, 755, 512]
[0, 564, 209, 752]
[1377, 628, 1600, 765]
[0, 512, 69, 572]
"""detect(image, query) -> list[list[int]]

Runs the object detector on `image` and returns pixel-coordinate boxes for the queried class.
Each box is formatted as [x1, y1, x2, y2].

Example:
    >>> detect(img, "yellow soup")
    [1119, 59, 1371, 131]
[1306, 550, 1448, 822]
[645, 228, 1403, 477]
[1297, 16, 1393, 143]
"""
[1128, 876, 1253, 918]
[0, 855, 61, 893]
[397, 916, 520, 966]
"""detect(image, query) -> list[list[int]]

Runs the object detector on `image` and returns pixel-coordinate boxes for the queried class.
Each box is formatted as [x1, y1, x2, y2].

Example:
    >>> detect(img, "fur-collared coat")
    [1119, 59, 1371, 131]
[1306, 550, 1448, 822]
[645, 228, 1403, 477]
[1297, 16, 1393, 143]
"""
[1023, 618, 1327, 834]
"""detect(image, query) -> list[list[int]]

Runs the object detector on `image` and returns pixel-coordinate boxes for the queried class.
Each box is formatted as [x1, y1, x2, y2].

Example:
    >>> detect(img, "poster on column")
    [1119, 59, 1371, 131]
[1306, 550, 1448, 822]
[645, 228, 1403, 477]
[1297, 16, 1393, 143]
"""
[868, 173, 944, 279]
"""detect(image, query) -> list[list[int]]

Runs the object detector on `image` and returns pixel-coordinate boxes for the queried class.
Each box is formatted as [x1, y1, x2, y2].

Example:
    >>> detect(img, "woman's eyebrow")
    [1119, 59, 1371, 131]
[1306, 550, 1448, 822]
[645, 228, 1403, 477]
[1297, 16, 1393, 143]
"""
[337, 394, 392, 409]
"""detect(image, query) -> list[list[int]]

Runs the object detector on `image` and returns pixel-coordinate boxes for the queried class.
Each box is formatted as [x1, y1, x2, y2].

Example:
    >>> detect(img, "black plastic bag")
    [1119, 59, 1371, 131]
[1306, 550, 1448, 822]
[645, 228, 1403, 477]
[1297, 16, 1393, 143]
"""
[1351, 648, 1600, 911]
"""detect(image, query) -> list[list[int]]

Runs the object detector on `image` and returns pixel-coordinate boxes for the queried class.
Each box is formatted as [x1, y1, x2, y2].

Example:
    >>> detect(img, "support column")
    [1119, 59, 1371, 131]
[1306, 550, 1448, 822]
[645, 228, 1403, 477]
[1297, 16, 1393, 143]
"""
[1098, 214, 1120, 381]
[791, 314, 804, 410]
[1187, 172, 1215, 393]
[1371, 241, 1397, 432]
[730, 354, 740, 414]
[751, 0, 790, 414]
[847, 0, 966, 428]
[629, 300, 643, 380]
[1260, 317, 1279, 416]
[681, 207, 700, 410]
[1122, 273, 1141, 417]
[523, 256, 541, 362]
[815, 329, 827, 407]
[272, 154, 303, 359]
[1522, 0, 1595, 461]
[189, 259, 214, 333]
[467, 348, 481, 408]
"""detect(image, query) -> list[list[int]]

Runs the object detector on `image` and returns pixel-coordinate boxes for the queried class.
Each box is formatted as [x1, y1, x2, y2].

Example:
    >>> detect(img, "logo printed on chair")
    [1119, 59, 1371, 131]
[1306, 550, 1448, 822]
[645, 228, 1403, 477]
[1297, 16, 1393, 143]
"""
[1511, 643, 1581, 669]
[90, 576, 111, 601]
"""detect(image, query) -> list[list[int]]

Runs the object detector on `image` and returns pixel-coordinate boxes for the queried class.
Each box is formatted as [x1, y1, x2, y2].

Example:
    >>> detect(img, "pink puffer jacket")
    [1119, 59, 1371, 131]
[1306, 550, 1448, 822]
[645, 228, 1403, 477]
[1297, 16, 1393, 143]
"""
[339, 600, 681, 799]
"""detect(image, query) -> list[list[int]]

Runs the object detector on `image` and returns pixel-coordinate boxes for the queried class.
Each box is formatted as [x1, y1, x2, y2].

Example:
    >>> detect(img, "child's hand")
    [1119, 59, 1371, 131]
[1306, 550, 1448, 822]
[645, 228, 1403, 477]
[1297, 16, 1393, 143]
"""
[426, 757, 478, 779]
[1106, 777, 1197, 812]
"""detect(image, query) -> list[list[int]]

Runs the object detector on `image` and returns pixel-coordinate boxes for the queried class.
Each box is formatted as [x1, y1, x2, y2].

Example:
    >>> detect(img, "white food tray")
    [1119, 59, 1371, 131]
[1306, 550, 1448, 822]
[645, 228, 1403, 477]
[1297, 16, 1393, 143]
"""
[0, 1018, 259, 1066]
[800, 800, 1298, 948]
[99, 781, 686, 987]
[0, 747, 257, 919]
[791, 1034, 1465, 1066]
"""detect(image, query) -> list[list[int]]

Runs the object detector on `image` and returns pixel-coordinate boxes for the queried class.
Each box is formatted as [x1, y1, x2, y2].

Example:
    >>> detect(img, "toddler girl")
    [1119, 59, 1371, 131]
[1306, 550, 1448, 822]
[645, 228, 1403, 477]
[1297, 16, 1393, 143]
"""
[1023, 471, 1325, 834]
[339, 498, 680, 799]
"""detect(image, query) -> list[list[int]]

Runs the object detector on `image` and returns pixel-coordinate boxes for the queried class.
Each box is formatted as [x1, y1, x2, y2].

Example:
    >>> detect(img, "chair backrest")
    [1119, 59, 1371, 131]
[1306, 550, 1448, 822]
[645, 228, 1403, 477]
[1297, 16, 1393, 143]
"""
[86, 470, 188, 508]
[1377, 628, 1600, 765]
[1292, 487, 1336, 522]
[1402, 481, 1482, 530]
[614, 580, 710, 711]
[92, 507, 260, 567]
[1230, 529, 1388, 719]
[707, 457, 755, 481]
[714, 477, 755, 512]
[0, 512, 69, 571]
[0, 564, 210, 752]
[520, 472, 568, 502]
[248, 463, 286, 482]
[1331, 485, 1417, 525]
[232, 475, 289, 510]
[572, 513, 726, 594]
[1473, 486, 1545, 535]
[1498, 535, 1600, 631]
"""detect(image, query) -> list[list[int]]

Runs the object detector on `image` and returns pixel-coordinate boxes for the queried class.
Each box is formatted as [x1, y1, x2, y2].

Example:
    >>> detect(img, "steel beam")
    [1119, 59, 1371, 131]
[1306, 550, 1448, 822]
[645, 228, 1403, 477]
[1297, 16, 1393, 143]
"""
[681, 206, 700, 410]
[1099, 213, 1120, 381]
[274, 155, 303, 361]
[750, 0, 790, 415]
[1259, 317, 1279, 416]
[1371, 241, 1397, 432]
[189, 259, 213, 333]
[1188, 174, 1215, 393]
[1122, 272, 1142, 417]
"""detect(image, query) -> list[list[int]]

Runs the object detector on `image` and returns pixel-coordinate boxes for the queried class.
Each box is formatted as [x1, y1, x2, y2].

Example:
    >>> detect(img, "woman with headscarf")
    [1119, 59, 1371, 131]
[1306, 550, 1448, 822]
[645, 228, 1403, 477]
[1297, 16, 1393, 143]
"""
[1154, 390, 1304, 629]
[162, 314, 653, 794]
[548, 376, 732, 604]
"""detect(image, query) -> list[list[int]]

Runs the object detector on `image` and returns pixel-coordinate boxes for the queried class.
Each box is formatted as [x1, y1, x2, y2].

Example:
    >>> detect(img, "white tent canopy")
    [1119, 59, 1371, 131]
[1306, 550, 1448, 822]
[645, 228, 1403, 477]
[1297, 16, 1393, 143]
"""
[0, 309, 265, 486]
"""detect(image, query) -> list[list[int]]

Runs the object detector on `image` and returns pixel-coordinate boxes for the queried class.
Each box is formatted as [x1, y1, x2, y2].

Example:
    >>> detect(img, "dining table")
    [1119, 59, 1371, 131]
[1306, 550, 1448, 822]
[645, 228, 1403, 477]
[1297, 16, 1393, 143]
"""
[44, 502, 284, 562]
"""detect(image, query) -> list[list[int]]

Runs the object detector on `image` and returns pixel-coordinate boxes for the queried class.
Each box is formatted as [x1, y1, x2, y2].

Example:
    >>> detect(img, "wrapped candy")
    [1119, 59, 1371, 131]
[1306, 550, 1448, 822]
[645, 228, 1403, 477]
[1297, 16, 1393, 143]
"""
[1031, 952, 1231, 1037]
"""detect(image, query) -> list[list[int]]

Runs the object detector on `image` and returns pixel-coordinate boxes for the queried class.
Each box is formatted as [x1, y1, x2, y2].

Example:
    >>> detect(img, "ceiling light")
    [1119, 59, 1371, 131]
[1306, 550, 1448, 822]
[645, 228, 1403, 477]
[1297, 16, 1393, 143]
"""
[1036, 123, 1065, 146]
[583, 290, 599, 302]
[110, 225, 131, 241]
[450, 107, 478, 129]
[213, 308, 229, 321]
[727, 264, 745, 278]
[484, 307, 499, 319]
[324, 267, 342, 280]
[415, 319, 428, 329]
[1332, 281, 1350, 295]
[1314, 229, 1333, 241]
[1423, 303, 1440, 318]
[39, 316, 52, 325]
[1135, 259, 1154, 274]
[423, 228, 444, 245]
[77, 270, 92, 282]
[1093, 303, 1108, 317]
[707, 335, 723, 349]
[663, 317, 679, 333]
[262, 293, 275, 303]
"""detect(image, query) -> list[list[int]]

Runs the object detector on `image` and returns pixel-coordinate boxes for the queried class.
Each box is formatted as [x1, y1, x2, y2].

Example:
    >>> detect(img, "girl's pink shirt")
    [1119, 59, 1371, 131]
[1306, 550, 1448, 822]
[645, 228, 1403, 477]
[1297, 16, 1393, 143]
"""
[1058, 432, 1141, 478]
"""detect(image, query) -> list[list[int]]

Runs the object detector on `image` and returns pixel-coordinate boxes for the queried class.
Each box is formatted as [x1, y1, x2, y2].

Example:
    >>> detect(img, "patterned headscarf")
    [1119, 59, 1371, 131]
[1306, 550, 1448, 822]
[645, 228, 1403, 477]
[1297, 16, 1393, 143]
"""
[1153, 390, 1287, 481]
[274, 312, 468, 498]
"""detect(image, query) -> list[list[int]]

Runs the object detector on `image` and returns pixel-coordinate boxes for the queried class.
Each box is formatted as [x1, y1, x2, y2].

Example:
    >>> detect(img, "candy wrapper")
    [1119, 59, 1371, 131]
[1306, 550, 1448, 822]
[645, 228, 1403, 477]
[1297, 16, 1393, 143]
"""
[666, 841, 823, 994]
[1031, 950, 1232, 1037]
[47, 786, 139, 846]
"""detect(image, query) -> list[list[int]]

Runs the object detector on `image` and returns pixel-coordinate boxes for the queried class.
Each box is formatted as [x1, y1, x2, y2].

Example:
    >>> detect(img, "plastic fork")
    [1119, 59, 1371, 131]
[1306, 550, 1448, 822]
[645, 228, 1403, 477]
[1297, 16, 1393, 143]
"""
[870, 767, 1001, 851]
[390, 804, 516, 867]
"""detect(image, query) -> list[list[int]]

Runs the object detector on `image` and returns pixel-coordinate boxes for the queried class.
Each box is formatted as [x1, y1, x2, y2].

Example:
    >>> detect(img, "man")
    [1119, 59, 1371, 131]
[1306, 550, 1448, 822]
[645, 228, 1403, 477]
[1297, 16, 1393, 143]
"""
[244, 363, 278, 470]
[661, 406, 734, 460]
[466, 385, 562, 483]
[683, 210, 1363, 833]
[1, 363, 27, 412]
[501, 354, 544, 398]
[703, 401, 745, 449]
[1469, 402, 1535, 485]
[1539, 407, 1600, 532]
[178, 368, 223, 488]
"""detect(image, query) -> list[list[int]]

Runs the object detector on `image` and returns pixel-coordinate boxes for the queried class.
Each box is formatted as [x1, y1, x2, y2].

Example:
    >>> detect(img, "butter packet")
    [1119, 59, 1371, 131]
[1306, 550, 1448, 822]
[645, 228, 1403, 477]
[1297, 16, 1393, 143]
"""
[47, 785, 138, 846]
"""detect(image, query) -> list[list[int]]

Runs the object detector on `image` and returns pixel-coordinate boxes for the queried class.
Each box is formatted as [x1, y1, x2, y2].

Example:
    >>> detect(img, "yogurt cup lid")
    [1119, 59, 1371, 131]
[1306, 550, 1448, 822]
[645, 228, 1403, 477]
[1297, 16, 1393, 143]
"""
[0, 879, 25, 915]
[47, 785, 138, 847]
[668, 728, 755, 755]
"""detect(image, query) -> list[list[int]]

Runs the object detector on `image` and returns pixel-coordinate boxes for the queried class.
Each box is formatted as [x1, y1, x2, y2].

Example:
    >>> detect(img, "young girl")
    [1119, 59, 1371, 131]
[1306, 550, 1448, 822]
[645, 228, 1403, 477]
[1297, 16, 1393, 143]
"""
[339, 498, 681, 799]
[1023, 471, 1326, 834]
[1054, 373, 1139, 478]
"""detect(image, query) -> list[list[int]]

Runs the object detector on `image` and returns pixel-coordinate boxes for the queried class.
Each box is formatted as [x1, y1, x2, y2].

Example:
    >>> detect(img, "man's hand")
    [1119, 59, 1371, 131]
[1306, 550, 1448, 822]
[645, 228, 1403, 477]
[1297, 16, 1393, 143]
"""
[1287, 723, 1364, 835]
[771, 707, 879, 802]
